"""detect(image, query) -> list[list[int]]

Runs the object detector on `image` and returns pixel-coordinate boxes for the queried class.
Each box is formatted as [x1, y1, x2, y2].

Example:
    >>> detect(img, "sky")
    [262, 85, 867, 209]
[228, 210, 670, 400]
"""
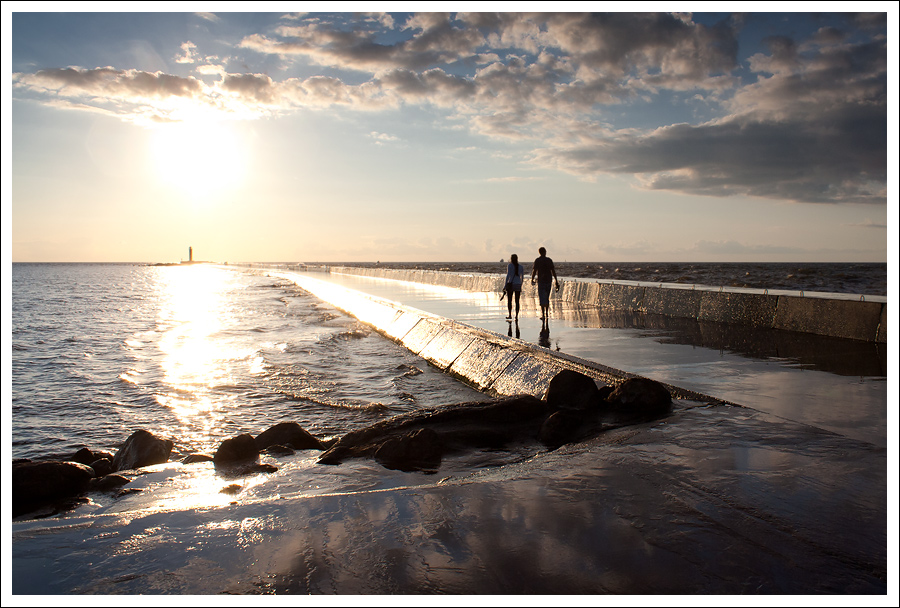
[3, 3, 897, 263]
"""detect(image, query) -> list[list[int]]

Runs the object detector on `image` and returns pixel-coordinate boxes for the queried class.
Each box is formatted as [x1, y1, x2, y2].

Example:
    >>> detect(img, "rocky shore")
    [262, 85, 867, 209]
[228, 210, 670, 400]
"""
[12, 370, 673, 519]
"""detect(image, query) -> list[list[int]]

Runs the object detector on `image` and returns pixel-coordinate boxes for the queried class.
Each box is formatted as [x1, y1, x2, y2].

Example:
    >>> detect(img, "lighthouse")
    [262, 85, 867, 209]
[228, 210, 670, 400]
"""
[189, 246, 193, 262]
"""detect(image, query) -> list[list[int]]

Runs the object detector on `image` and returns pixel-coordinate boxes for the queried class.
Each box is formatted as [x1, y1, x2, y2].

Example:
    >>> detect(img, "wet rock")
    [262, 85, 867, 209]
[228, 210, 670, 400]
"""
[374, 428, 443, 472]
[214, 434, 259, 465]
[72, 447, 114, 466]
[115, 488, 143, 498]
[12, 461, 95, 515]
[89, 474, 131, 492]
[538, 410, 585, 448]
[182, 453, 214, 464]
[255, 422, 324, 451]
[319, 395, 550, 469]
[546, 369, 600, 410]
[112, 430, 174, 472]
[263, 444, 295, 456]
[606, 377, 672, 419]
[89, 458, 114, 477]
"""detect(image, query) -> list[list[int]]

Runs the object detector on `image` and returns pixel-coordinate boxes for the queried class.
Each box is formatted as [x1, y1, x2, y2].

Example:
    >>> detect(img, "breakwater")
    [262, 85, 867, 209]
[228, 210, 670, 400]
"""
[259, 269, 728, 406]
[270, 264, 886, 343]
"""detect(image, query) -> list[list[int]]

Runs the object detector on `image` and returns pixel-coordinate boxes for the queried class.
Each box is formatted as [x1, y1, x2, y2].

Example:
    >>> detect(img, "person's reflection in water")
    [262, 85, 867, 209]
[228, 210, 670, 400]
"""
[508, 320, 520, 339]
[539, 318, 551, 348]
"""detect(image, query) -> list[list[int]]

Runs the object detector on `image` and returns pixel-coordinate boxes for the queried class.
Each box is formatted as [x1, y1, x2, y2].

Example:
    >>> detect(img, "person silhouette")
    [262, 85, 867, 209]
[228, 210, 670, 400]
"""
[530, 246, 558, 321]
[504, 254, 524, 320]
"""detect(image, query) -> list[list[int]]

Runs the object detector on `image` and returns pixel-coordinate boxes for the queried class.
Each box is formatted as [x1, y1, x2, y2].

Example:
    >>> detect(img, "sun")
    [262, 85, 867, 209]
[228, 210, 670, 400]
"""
[150, 120, 249, 200]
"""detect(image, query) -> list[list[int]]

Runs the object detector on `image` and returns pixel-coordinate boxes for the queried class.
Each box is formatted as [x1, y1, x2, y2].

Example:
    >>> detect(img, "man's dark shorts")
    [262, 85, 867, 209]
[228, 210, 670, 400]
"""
[538, 282, 552, 307]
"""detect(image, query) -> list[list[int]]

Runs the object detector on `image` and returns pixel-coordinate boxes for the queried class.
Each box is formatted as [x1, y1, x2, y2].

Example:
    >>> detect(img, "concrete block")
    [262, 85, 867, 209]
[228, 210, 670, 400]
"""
[417, 328, 477, 370]
[488, 353, 568, 398]
[774, 296, 883, 341]
[448, 340, 521, 392]
[698, 291, 779, 328]
[642, 287, 704, 319]
[399, 319, 445, 354]
[598, 284, 644, 311]
[384, 310, 425, 341]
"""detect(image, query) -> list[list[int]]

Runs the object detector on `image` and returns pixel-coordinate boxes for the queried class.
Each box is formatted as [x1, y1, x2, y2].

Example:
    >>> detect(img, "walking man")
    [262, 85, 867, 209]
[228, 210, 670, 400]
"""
[531, 246, 559, 321]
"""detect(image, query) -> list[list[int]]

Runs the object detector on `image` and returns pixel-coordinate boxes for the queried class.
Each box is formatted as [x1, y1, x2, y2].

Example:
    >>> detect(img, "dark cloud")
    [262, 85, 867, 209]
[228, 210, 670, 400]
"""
[529, 29, 887, 205]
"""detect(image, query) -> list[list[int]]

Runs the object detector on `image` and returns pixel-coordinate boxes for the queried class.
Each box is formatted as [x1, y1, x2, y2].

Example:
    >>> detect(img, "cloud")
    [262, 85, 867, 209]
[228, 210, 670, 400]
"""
[527, 31, 887, 204]
[175, 41, 200, 64]
[12, 12, 887, 206]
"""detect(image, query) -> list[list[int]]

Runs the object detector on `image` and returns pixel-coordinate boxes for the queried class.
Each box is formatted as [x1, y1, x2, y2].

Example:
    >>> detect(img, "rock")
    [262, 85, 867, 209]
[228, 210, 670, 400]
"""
[182, 453, 214, 464]
[606, 377, 672, 419]
[89, 458, 114, 477]
[89, 474, 131, 492]
[72, 448, 115, 465]
[319, 395, 550, 468]
[374, 428, 443, 472]
[214, 434, 259, 465]
[112, 430, 174, 472]
[538, 410, 585, 448]
[263, 444, 295, 456]
[255, 422, 324, 451]
[72, 447, 95, 465]
[545, 369, 600, 410]
[12, 461, 95, 514]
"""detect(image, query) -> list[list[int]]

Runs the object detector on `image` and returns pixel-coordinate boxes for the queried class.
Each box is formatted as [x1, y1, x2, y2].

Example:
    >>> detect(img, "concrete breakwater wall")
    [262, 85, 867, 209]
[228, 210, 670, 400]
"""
[319, 265, 887, 344]
[267, 270, 723, 405]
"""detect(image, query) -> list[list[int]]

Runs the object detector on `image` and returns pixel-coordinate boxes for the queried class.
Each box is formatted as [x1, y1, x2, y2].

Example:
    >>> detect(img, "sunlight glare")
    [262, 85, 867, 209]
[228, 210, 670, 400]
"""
[150, 120, 248, 200]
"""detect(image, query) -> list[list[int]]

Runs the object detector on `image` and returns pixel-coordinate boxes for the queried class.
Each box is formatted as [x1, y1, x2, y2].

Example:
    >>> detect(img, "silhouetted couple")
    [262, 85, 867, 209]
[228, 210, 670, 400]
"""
[504, 246, 559, 323]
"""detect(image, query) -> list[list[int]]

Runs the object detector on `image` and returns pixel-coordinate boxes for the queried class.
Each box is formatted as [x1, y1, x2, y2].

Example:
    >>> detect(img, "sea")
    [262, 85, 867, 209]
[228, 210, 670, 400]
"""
[10, 261, 887, 462]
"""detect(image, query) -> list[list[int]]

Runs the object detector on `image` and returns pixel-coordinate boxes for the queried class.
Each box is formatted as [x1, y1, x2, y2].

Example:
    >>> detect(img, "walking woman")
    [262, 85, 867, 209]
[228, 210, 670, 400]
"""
[504, 254, 524, 320]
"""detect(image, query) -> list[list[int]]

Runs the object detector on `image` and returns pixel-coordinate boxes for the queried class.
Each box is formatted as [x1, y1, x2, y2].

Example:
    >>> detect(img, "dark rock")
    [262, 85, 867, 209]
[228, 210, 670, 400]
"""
[545, 369, 600, 410]
[214, 434, 259, 465]
[216, 462, 279, 477]
[538, 410, 585, 448]
[89, 474, 131, 492]
[115, 488, 143, 498]
[112, 430, 174, 472]
[255, 422, 324, 451]
[374, 428, 443, 472]
[606, 377, 672, 419]
[12, 461, 95, 514]
[89, 458, 114, 477]
[72, 447, 95, 465]
[182, 453, 214, 464]
[263, 444, 295, 456]
[597, 385, 614, 402]
[220, 484, 242, 495]
[73, 448, 115, 465]
[319, 395, 550, 468]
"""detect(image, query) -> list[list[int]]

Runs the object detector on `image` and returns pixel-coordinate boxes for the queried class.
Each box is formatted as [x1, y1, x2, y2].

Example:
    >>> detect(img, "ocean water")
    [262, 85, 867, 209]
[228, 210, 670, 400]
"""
[336, 261, 888, 295]
[10, 263, 488, 462]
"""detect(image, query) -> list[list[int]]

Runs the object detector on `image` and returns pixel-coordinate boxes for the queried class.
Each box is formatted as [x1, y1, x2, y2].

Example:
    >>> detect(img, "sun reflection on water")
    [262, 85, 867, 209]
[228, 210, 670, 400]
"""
[154, 265, 250, 452]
